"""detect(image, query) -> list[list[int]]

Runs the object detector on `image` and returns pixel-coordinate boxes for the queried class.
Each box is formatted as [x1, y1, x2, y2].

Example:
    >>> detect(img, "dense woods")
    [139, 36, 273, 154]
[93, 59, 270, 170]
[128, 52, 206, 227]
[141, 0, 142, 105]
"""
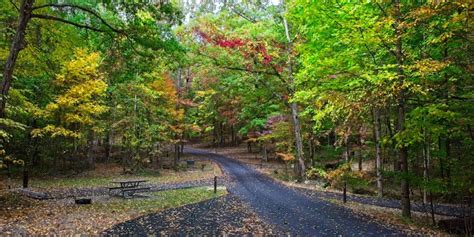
[1, 0, 472, 229]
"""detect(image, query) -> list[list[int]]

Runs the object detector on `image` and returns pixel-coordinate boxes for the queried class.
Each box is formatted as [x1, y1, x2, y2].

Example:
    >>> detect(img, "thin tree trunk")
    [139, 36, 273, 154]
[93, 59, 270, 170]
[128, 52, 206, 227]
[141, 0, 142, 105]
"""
[231, 124, 235, 145]
[309, 137, 314, 167]
[1, 0, 35, 118]
[87, 132, 95, 168]
[104, 130, 111, 161]
[438, 136, 445, 179]
[358, 133, 363, 171]
[374, 108, 383, 197]
[445, 137, 451, 186]
[422, 129, 430, 204]
[262, 144, 268, 162]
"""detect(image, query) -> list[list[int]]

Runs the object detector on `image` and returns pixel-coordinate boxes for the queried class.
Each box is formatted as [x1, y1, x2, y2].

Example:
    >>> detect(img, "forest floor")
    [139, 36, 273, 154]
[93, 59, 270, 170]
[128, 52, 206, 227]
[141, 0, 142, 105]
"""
[0, 155, 227, 235]
[192, 144, 459, 235]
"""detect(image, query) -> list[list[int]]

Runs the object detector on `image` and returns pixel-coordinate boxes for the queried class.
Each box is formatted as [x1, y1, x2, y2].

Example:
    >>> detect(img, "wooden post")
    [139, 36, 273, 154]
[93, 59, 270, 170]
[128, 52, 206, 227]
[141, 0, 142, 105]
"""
[343, 181, 347, 203]
[22, 167, 28, 188]
[214, 176, 217, 194]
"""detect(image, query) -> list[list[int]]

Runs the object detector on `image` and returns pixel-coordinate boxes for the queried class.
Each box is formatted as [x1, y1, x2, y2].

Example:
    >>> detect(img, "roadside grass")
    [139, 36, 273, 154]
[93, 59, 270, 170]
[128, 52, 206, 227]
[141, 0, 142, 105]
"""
[0, 187, 226, 235]
[92, 187, 226, 214]
[323, 197, 449, 236]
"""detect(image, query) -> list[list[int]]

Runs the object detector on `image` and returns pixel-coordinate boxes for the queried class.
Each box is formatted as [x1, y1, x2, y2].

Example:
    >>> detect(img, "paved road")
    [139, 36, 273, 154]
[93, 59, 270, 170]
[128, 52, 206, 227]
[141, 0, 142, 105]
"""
[186, 148, 402, 236]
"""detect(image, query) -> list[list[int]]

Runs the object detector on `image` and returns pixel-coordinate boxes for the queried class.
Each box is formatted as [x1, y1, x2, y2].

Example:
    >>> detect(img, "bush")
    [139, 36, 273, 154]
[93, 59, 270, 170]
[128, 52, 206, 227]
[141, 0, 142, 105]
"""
[306, 167, 327, 180]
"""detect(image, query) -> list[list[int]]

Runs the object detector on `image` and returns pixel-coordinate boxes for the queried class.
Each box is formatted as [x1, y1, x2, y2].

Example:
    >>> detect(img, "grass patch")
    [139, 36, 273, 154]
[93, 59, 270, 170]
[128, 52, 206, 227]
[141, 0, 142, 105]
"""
[92, 187, 227, 214]
[14, 160, 221, 190]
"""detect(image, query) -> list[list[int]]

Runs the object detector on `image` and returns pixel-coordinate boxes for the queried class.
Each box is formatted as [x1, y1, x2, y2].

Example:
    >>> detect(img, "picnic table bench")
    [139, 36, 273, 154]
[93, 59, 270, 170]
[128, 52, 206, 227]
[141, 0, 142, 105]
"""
[108, 180, 150, 198]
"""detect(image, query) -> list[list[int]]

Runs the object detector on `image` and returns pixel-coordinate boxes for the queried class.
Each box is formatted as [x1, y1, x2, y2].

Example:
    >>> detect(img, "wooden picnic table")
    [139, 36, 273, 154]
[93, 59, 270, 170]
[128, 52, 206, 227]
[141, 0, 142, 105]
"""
[109, 180, 150, 198]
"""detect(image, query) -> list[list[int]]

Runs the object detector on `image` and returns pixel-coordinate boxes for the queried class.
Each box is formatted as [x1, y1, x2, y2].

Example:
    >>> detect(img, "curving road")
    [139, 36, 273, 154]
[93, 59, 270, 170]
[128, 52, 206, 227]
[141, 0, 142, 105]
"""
[186, 148, 402, 236]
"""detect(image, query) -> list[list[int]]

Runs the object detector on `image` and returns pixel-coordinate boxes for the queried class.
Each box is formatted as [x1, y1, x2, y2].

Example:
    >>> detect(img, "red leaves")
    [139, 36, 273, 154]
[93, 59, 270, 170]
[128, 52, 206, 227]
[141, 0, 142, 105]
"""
[252, 43, 272, 65]
[262, 55, 272, 65]
[194, 29, 245, 49]
[194, 28, 273, 65]
[216, 38, 245, 49]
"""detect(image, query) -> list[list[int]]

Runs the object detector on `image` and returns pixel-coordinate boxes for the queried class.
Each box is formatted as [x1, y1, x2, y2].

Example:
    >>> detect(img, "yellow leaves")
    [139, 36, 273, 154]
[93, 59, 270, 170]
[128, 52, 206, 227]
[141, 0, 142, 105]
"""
[33, 125, 80, 139]
[407, 6, 436, 25]
[55, 49, 101, 86]
[136, 9, 154, 21]
[196, 89, 216, 98]
[37, 49, 107, 139]
[409, 59, 449, 77]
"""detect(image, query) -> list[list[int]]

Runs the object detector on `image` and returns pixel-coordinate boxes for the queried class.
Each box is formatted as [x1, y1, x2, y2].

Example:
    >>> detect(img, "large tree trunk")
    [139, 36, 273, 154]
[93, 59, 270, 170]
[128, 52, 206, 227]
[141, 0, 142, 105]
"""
[1, 0, 35, 118]
[374, 108, 383, 197]
[394, 0, 411, 218]
[290, 102, 306, 179]
[283, 15, 305, 180]
[397, 101, 410, 218]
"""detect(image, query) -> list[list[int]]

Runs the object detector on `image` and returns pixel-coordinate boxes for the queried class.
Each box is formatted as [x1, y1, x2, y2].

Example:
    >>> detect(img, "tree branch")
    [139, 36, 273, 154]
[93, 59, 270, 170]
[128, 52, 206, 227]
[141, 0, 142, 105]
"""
[228, 5, 256, 23]
[9, 0, 19, 11]
[31, 14, 108, 33]
[197, 51, 279, 77]
[32, 3, 123, 34]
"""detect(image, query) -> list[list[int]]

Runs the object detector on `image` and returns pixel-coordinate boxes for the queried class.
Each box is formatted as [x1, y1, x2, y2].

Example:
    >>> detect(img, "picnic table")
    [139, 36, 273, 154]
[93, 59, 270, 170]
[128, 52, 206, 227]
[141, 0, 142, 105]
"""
[108, 180, 150, 198]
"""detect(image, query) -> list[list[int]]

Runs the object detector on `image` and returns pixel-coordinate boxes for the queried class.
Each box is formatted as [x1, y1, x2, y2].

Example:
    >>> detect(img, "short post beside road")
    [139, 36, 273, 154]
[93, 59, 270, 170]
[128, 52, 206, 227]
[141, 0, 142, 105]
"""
[343, 181, 347, 203]
[214, 176, 217, 193]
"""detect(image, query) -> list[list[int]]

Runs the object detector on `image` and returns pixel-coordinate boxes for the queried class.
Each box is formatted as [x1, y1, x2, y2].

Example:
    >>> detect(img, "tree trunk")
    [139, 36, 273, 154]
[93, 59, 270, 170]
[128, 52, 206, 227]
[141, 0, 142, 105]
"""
[212, 120, 217, 147]
[262, 144, 268, 162]
[220, 123, 225, 146]
[438, 136, 445, 179]
[357, 133, 363, 171]
[87, 132, 95, 168]
[283, 15, 305, 180]
[422, 130, 430, 204]
[231, 124, 235, 145]
[344, 133, 350, 163]
[394, 0, 411, 218]
[104, 130, 111, 162]
[398, 101, 411, 218]
[1, 0, 35, 118]
[309, 138, 314, 167]
[374, 108, 383, 197]
[445, 137, 451, 187]
[290, 102, 306, 179]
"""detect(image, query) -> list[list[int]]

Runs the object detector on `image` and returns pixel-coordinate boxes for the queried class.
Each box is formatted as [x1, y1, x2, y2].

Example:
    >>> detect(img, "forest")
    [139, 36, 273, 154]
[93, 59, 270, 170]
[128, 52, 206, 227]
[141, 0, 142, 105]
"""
[1, 0, 473, 235]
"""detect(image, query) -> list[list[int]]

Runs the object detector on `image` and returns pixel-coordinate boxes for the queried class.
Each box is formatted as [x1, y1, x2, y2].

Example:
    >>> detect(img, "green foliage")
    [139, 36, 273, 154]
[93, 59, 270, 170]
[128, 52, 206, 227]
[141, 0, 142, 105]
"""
[306, 166, 327, 180]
